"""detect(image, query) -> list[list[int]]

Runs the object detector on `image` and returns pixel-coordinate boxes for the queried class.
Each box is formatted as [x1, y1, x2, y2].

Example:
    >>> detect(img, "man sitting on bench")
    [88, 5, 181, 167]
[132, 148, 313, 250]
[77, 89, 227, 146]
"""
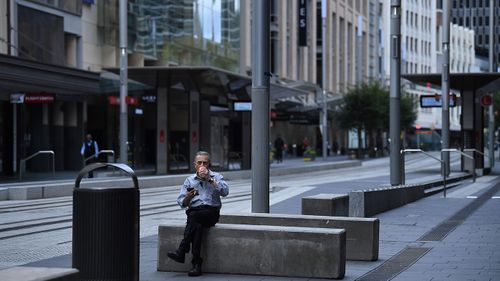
[167, 151, 229, 277]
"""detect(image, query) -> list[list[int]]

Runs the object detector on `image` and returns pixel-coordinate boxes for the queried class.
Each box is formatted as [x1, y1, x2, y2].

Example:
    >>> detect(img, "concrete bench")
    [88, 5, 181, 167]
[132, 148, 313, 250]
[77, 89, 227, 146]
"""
[302, 193, 349, 216]
[0, 266, 78, 281]
[219, 213, 379, 261]
[158, 222, 346, 279]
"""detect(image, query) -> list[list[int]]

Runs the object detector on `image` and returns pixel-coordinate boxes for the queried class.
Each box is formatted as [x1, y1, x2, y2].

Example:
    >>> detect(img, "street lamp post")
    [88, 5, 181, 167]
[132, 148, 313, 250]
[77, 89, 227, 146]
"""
[441, 0, 451, 176]
[251, 0, 270, 213]
[390, 1, 402, 186]
[488, 0, 495, 168]
[321, 0, 328, 161]
[119, 0, 128, 165]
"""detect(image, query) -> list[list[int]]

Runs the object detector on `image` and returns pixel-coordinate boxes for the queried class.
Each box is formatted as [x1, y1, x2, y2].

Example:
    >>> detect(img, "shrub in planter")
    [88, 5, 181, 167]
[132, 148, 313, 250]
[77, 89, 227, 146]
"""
[303, 148, 316, 161]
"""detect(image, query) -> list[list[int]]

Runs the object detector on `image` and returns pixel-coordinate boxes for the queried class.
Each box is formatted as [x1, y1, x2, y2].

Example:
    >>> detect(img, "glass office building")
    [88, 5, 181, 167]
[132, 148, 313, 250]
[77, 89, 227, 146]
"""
[128, 0, 241, 72]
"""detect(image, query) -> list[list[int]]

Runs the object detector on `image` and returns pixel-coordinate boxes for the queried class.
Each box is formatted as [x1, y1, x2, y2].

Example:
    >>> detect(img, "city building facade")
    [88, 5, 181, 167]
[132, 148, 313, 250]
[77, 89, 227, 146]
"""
[451, 0, 499, 71]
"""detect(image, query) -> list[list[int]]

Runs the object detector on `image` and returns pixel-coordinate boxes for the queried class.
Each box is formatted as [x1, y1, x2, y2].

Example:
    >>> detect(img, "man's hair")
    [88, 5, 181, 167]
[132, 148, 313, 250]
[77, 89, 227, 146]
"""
[194, 151, 210, 160]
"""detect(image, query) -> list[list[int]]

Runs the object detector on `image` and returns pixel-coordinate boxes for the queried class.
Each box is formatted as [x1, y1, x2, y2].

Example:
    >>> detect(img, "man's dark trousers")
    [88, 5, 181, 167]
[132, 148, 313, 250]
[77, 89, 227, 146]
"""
[178, 205, 220, 265]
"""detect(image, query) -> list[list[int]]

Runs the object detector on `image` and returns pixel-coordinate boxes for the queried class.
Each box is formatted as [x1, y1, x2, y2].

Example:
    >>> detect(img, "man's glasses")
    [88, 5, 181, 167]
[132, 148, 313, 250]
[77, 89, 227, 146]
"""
[196, 161, 209, 165]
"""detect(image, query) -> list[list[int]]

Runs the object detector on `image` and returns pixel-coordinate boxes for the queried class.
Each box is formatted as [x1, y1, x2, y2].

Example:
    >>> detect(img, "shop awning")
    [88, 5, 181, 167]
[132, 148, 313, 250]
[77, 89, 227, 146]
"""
[0, 54, 100, 96]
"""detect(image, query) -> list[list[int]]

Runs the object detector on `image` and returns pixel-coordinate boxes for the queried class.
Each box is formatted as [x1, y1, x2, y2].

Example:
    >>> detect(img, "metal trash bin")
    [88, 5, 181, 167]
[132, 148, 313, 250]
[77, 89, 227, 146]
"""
[72, 163, 139, 281]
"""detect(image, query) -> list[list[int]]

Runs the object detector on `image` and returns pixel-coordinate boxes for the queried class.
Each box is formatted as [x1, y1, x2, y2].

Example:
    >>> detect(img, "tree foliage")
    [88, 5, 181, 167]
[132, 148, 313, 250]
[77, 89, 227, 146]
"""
[334, 82, 417, 157]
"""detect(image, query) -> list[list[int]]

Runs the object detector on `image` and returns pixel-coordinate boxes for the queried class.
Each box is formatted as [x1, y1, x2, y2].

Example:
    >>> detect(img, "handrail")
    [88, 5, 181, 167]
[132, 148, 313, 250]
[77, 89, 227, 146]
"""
[462, 148, 484, 156]
[83, 150, 116, 175]
[401, 149, 447, 197]
[441, 148, 476, 183]
[19, 150, 55, 181]
[84, 149, 115, 163]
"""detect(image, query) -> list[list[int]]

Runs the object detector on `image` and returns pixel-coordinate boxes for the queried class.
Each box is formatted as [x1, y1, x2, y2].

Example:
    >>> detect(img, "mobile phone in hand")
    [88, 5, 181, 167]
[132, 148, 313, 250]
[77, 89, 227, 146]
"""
[187, 187, 194, 192]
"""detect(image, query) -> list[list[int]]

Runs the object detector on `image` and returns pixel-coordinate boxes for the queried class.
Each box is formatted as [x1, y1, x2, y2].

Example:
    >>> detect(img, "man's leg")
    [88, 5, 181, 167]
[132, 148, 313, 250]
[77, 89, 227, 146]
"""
[186, 207, 219, 276]
[189, 208, 219, 264]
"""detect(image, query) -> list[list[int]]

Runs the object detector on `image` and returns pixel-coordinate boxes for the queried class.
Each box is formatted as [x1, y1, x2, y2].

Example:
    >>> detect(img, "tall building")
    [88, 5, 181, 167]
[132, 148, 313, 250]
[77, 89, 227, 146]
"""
[451, 0, 499, 71]
[0, 0, 100, 177]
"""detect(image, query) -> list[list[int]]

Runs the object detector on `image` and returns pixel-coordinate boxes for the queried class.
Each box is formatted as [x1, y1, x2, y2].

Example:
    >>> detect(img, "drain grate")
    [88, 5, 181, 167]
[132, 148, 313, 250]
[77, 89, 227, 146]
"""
[356, 247, 431, 281]
[418, 182, 500, 241]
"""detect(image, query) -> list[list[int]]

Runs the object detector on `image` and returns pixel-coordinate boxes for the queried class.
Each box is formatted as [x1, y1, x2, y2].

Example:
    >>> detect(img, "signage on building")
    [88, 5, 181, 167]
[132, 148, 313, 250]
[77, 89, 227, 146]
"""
[108, 96, 140, 106]
[82, 0, 95, 5]
[10, 93, 25, 104]
[141, 95, 157, 103]
[11, 93, 55, 104]
[234, 102, 252, 111]
[298, 0, 307, 47]
[24, 94, 55, 103]
[420, 94, 457, 108]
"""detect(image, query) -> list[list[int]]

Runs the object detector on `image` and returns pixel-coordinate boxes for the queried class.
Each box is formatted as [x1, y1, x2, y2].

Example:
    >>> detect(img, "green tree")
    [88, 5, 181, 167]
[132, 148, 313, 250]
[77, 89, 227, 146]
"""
[334, 82, 417, 158]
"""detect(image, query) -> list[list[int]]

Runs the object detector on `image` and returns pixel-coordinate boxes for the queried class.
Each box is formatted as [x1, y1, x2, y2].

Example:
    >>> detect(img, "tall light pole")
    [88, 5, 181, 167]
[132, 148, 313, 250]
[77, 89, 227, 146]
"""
[321, 0, 328, 161]
[390, 0, 402, 186]
[488, 0, 495, 168]
[441, 0, 451, 176]
[119, 0, 128, 165]
[251, 0, 270, 213]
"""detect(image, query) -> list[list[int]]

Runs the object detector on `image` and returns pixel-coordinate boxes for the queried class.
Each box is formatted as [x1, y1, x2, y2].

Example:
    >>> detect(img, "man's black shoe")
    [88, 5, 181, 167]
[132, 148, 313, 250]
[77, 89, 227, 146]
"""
[188, 263, 202, 277]
[167, 251, 185, 263]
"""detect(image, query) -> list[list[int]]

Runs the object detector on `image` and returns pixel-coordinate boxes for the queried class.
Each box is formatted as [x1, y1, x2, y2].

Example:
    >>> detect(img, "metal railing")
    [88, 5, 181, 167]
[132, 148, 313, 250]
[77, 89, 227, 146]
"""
[441, 148, 476, 183]
[401, 149, 446, 197]
[19, 150, 55, 181]
[83, 150, 115, 165]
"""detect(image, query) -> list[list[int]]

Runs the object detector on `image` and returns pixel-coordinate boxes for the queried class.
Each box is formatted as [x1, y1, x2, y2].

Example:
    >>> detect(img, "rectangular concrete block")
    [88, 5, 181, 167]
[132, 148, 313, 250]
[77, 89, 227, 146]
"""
[42, 185, 73, 198]
[349, 185, 426, 217]
[302, 193, 349, 216]
[8, 186, 43, 200]
[158, 223, 346, 279]
[0, 188, 8, 201]
[0, 266, 78, 281]
[219, 213, 379, 261]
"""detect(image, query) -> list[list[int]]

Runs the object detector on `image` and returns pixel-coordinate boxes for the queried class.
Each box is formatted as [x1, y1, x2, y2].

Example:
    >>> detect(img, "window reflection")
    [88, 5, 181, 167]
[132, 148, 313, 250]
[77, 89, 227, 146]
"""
[128, 0, 240, 72]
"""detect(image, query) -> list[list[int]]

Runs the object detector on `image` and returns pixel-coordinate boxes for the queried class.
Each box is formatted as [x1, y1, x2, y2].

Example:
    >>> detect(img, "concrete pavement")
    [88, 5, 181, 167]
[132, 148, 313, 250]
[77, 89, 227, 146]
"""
[15, 155, 500, 280]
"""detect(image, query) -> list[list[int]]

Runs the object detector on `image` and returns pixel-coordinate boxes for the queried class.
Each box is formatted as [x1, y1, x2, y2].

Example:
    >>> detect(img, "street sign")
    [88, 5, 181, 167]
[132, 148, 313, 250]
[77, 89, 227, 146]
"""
[480, 94, 492, 106]
[420, 94, 457, 108]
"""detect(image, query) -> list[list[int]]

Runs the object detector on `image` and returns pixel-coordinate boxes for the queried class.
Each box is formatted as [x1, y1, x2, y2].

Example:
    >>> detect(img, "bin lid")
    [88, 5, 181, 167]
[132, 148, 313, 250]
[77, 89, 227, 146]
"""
[75, 163, 138, 189]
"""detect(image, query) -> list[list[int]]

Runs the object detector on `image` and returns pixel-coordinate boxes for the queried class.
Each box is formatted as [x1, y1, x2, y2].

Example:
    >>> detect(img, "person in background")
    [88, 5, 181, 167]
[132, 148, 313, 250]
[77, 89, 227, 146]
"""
[274, 135, 285, 163]
[80, 133, 99, 178]
[167, 151, 229, 277]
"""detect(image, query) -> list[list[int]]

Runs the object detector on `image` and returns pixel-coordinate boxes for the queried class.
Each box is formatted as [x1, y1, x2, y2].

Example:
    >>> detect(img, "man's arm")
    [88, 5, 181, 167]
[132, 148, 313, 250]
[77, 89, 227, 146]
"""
[176, 179, 196, 208]
[80, 143, 85, 155]
[210, 174, 229, 197]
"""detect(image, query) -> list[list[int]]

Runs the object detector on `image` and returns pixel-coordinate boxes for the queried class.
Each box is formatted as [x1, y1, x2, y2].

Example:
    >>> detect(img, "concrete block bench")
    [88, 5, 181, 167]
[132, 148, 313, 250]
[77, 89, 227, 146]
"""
[0, 266, 78, 281]
[219, 213, 379, 261]
[302, 193, 349, 216]
[158, 222, 346, 279]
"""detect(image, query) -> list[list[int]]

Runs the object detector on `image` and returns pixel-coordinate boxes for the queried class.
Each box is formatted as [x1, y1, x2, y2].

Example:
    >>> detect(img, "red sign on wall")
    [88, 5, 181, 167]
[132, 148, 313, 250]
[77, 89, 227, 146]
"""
[24, 94, 55, 104]
[108, 96, 140, 106]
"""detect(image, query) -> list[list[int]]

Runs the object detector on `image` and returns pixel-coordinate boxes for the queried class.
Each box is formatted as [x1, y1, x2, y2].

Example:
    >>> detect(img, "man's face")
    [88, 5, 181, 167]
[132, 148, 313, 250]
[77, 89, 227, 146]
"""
[194, 155, 210, 172]
[86, 134, 92, 141]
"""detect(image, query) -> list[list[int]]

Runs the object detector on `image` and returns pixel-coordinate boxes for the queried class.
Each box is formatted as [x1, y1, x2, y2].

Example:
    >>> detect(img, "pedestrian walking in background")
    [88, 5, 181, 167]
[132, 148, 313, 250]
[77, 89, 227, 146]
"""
[274, 135, 285, 163]
[167, 151, 229, 277]
[80, 133, 99, 178]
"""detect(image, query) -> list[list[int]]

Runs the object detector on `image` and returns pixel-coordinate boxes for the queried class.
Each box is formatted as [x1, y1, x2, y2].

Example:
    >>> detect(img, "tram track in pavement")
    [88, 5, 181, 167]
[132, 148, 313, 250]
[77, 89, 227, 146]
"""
[0, 153, 462, 240]
[0, 190, 252, 240]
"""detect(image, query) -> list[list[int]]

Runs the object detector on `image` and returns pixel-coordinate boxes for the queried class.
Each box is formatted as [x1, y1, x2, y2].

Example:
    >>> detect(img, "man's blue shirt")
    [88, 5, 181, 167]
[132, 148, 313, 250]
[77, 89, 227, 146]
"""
[176, 170, 229, 209]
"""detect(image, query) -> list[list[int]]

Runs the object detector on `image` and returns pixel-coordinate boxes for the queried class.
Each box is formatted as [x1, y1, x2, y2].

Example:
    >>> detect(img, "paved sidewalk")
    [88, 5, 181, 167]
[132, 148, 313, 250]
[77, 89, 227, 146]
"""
[22, 156, 500, 280]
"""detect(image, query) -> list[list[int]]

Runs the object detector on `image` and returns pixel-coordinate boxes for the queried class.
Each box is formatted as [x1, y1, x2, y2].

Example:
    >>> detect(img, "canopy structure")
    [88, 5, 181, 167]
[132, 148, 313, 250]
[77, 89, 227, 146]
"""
[402, 72, 500, 92]
[105, 66, 311, 106]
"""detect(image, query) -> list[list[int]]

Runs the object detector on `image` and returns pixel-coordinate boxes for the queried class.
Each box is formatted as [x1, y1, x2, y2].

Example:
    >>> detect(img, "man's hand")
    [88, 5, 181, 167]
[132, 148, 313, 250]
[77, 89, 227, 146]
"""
[197, 166, 210, 181]
[182, 188, 197, 207]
